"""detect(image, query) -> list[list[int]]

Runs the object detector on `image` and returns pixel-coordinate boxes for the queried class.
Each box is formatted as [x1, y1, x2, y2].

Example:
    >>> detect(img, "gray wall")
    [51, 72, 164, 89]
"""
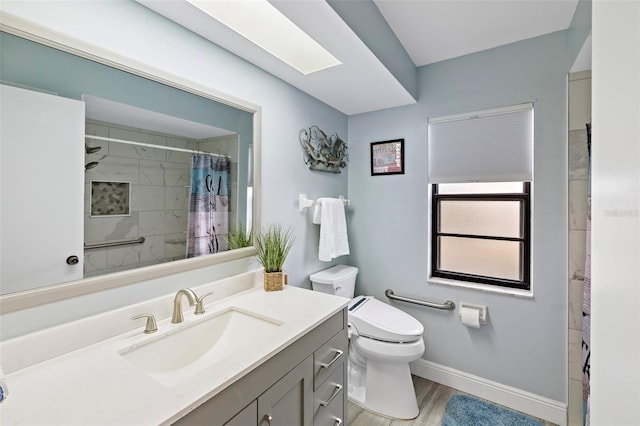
[346, 31, 569, 401]
[567, 0, 592, 69]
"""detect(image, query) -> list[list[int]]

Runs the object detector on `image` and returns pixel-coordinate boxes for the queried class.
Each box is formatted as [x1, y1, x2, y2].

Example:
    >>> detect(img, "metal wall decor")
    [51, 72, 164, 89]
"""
[299, 126, 348, 173]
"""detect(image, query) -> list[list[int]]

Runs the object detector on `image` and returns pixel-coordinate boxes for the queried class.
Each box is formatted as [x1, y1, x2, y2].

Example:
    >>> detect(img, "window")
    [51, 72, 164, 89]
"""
[431, 182, 531, 289]
[427, 103, 534, 290]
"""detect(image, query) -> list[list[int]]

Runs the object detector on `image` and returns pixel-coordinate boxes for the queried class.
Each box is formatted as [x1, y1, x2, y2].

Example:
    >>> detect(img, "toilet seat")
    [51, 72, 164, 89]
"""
[350, 333, 425, 363]
[348, 296, 424, 343]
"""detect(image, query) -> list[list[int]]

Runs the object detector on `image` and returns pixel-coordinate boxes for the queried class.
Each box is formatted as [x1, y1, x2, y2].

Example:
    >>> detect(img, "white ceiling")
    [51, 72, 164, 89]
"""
[139, 0, 581, 116]
[374, 0, 579, 67]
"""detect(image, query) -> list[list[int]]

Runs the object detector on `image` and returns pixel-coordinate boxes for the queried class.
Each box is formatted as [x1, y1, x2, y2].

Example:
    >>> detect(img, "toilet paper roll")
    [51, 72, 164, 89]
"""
[460, 306, 481, 328]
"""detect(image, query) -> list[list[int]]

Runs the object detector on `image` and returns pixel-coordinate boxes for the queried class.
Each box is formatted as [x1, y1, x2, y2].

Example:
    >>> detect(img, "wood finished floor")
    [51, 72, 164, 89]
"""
[347, 376, 558, 426]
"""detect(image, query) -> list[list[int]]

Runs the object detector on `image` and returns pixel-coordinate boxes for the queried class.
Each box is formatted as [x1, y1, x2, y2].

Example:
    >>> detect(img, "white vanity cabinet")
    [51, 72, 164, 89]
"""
[172, 308, 348, 426]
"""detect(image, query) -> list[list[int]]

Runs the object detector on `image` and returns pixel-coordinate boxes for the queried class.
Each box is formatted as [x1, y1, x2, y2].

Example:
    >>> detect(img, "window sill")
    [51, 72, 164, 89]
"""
[427, 276, 534, 299]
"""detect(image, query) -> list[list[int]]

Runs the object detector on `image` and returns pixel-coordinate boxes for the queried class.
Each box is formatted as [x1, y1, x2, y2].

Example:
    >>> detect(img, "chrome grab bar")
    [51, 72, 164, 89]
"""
[385, 289, 455, 311]
[84, 236, 145, 250]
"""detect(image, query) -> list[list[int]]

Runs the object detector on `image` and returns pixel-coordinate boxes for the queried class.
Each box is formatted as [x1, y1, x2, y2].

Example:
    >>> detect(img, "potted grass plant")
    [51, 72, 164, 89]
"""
[256, 224, 295, 291]
[225, 224, 253, 250]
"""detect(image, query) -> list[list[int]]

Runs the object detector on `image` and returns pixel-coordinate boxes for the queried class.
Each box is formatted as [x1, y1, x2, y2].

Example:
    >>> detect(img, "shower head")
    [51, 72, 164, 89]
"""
[85, 162, 99, 171]
[85, 144, 102, 154]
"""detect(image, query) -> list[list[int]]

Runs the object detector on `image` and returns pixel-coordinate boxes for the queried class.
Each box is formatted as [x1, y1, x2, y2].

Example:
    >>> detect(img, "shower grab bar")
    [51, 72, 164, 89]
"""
[385, 289, 455, 311]
[84, 237, 145, 250]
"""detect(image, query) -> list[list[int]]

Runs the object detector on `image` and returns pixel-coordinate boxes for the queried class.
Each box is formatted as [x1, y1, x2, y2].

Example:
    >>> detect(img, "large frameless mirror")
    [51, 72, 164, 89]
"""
[0, 30, 260, 310]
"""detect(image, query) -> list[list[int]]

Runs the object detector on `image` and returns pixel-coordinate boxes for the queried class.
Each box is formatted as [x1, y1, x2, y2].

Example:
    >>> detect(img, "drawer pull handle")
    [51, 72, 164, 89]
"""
[264, 414, 273, 425]
[320, 349, 343, 369]
[320, 384, 343, 407]
[334, 418, 343, 426]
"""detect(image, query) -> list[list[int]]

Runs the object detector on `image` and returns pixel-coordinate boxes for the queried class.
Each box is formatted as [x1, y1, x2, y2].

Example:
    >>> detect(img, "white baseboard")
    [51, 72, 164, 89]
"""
[410, 359, 567, 426]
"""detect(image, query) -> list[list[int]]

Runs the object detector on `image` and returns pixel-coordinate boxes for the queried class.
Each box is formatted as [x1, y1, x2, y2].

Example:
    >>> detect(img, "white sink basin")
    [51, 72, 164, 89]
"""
[120, 307, 283, 387]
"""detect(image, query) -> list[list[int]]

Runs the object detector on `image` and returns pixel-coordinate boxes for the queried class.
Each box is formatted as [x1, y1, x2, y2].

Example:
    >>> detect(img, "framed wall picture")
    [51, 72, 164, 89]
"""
[370, 139, 404, 176]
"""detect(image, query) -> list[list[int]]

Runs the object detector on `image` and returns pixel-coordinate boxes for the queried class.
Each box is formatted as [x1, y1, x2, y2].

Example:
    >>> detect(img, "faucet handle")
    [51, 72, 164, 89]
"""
[194, 292, 213, 315]
[131, 313, 158, 334]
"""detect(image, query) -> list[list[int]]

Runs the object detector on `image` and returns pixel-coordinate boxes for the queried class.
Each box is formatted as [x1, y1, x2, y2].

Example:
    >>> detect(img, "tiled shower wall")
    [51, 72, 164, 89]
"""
[83, 120, 237, 278]
[567, 70, 591, 426]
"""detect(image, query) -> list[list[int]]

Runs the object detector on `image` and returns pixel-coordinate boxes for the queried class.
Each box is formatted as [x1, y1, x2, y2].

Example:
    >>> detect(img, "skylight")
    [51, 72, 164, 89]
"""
[185, 0, 342, 75]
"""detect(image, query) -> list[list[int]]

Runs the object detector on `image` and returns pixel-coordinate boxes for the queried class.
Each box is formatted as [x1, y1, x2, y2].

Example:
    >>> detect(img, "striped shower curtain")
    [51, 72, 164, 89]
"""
[186, 154, 231, 257]
[582, 123, 591, 425]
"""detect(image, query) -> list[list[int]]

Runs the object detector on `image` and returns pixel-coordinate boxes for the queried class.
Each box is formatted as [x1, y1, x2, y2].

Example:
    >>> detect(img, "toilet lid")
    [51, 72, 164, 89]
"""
[348, 296, 424, 343]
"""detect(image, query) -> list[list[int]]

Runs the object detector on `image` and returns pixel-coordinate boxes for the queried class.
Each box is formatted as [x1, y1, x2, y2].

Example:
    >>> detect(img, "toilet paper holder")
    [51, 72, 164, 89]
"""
[459, 303, 488, 325]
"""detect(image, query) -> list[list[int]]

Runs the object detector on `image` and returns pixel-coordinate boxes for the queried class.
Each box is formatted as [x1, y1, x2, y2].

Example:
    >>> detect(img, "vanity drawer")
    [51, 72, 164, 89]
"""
[313, 362, 345, 426]
[313, 329, 347, 390]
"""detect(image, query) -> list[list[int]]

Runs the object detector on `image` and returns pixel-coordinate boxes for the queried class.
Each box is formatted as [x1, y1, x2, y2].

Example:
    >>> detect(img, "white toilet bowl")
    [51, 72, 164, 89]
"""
[310, 266, 425, 420]
[347, 296, 425, 419]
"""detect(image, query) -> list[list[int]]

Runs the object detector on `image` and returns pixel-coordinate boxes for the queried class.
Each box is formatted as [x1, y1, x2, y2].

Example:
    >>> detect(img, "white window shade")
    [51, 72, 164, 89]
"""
[428, 103, 533, 183]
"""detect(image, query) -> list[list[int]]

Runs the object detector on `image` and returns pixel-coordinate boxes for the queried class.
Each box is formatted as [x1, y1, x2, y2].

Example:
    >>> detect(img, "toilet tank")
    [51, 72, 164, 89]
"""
[310, 265, 358, 298]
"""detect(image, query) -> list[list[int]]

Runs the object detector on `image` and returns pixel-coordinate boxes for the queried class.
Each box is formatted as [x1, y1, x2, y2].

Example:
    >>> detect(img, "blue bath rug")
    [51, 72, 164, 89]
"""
[441, 394, 542, 426]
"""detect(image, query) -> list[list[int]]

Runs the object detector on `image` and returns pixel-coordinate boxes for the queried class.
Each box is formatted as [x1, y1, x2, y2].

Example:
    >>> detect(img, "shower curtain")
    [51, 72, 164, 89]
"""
[582, 123, 591, 425]
[186, 154, 231, 257]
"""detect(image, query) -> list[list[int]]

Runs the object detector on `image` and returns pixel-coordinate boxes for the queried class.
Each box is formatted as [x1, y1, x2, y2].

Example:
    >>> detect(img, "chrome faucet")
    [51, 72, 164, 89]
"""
[131, 313, 158, 334]
[171, 288, 198, 323]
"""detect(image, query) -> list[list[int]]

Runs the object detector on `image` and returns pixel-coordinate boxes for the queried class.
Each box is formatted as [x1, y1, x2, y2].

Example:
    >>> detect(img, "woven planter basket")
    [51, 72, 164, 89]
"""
[263, 271, 284, 292]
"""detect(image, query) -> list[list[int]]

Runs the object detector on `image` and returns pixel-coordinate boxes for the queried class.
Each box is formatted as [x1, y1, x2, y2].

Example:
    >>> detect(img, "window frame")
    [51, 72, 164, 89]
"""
[430, 182, 531, 290]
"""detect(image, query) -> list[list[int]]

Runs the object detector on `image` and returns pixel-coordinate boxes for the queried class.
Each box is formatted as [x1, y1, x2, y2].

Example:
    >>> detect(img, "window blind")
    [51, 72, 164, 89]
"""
[427, 103, 533, 183]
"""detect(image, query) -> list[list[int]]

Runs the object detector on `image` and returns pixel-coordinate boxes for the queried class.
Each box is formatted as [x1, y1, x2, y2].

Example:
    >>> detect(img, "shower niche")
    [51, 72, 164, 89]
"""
[90, 181, 131, 217]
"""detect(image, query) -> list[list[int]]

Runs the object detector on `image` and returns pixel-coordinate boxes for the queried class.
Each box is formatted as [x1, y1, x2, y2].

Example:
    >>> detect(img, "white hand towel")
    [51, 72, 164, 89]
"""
[317, 198, 350, 261]
[312, 203, 322, 224]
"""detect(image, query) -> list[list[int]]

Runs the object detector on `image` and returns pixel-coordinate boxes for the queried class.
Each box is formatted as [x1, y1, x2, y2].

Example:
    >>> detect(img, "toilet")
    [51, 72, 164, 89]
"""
[310, 265, 425, 419]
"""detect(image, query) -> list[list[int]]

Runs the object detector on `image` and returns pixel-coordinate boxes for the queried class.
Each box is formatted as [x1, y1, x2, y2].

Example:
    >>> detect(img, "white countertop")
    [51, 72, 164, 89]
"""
[0, 278, 348, 425]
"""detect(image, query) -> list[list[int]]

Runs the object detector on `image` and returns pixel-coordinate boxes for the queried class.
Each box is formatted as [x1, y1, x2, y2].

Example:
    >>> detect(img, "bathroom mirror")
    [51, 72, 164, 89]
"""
[0, 29, 261, 310]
